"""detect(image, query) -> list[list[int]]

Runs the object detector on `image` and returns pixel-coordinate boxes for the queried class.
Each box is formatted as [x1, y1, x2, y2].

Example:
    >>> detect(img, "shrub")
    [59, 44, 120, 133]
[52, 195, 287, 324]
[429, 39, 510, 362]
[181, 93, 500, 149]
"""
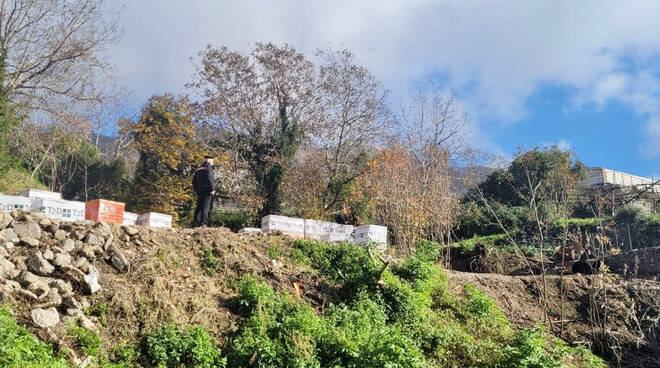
[291, 240, 379, 292]
[70, 325, 101, 356]
[208, 209, 256, 232]
[200, 248, 222, 275]
[143, 324, 226, 368]
[0, 307, 69, 368]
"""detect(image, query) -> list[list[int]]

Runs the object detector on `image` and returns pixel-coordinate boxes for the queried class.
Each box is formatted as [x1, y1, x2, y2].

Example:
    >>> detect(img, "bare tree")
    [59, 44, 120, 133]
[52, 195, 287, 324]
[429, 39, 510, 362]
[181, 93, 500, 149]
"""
[0, 0, 120, 115]
[283, 49, 391, 218]
[189, 43, 323, 215]
[397, 82, 471, 164]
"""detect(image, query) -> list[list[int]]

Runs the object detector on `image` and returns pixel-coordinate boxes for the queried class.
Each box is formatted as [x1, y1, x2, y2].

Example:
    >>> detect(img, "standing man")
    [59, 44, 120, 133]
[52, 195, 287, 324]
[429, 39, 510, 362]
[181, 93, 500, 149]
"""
[192, 155, 215, 227]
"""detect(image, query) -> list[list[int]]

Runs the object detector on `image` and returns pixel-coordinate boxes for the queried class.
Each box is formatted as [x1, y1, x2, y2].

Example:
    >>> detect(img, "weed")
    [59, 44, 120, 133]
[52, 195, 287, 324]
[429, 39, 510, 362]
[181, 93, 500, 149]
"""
[267, 245, 282, 260]
[201, 247, 222, 275]
[143, 324, 226, 368]
[0, 307, 69, 367]
[69, 324, 101, 356]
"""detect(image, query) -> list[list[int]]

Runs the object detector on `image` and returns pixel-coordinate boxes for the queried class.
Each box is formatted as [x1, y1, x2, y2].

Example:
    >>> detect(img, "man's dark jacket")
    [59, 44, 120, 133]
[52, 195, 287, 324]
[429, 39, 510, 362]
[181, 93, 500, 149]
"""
[192, 162, 215, 194]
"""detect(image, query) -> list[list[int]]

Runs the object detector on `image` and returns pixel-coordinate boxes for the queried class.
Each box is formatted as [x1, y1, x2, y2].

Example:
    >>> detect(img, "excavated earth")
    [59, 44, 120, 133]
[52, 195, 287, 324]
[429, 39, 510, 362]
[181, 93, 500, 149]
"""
[0, 210, 659, 367]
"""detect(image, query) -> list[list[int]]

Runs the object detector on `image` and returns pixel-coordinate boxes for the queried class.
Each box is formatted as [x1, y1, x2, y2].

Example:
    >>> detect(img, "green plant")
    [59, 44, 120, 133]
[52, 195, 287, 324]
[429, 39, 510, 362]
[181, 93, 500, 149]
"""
[69, 324, 101, 357]
[0, 307, 69, 367]
[143, 324, 226, 368]
[91, 303, 109, 327]
[267, 245, 282, 260]
[201, 248, 222, 275]
[208, 209, 257, 232]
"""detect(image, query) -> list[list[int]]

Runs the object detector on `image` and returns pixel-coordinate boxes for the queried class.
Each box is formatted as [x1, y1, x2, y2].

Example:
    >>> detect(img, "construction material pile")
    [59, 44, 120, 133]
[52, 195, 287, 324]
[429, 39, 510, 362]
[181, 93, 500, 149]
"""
[0, 189, 172, 228]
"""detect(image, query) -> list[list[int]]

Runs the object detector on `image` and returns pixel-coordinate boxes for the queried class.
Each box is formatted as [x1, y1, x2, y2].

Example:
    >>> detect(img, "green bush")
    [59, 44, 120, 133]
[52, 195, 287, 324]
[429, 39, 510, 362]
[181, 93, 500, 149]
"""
[0, 307, 69, 368]
[69, 325, 101, 357]
[143, 324, 226, 368]
[201, 248, 222, 275]
[291, 240, 379, 292]
[208, 209, 256, 232]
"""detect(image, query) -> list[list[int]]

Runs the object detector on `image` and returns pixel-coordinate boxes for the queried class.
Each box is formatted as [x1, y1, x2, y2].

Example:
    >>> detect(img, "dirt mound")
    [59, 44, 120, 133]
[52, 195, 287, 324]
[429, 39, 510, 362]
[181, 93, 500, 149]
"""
[449, 271, 660, 368]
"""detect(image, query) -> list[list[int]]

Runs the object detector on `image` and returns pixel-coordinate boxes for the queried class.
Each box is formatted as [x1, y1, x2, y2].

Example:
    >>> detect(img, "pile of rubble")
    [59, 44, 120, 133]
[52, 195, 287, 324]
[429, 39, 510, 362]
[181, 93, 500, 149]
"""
[0, 210, 159, 334]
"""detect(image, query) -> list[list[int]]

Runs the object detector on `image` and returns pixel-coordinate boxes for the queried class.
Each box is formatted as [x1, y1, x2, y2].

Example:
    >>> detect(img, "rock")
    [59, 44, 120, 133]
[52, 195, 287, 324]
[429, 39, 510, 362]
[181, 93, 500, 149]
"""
[28, 280, 50, 296]
[46, 223, 60, 234]
[0, 228, 19, 243]
[3, 242, 14, 252]
[5, 279, 20, 291]
[0, 213, 12, 229]
[62, 239, 75, 252]
[54, 230, 68, 241]
[79, 314, 96, 330]
[17, 270, 43, 286]
[18, 289, 39, 301]
[78, 245, 96, 260]
[27, 254, 55, 276]
[103, 234, 115, 251]
[62, 295, 83, 310]
[63, 296, 83, 310]
[31, 307, 60, 328]
[21, 237, 40, 247]
[84, 233, 104, 247]
[50, 279, 73, 297]
[13, 222, 42, 240]
[139, 229, 151, 243]
[53, 253, 72, 268]
[73, 257, 88, 269]
[13, 257, 27, 271]
[43, 249, 55, 261]
[124, 226, 139, 236]
[84, 264, 100, 294]
[34, 288, 62, 308]
[120, 234, 130, 242]
[0, 257, 16, 273]
[110, 251, 128, 273]
[0, 246, 7, 258]
[38, 217, 51, 228]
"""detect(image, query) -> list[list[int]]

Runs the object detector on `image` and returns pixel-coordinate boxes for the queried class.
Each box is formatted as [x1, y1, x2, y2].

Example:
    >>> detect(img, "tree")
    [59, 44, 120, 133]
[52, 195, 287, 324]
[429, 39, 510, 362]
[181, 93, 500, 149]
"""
[282, 50, 390, 219]
[189, 43, 321, 217]
[120, 94, 203, 223]
[0, 0, 119, 114]
[348, 144, 457, 251]
[397, 83, 471, 164]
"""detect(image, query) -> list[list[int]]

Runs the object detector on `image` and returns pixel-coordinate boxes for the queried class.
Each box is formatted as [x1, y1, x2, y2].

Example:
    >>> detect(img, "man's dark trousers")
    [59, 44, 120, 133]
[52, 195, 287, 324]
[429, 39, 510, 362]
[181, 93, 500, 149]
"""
[193, 191, 212, 227]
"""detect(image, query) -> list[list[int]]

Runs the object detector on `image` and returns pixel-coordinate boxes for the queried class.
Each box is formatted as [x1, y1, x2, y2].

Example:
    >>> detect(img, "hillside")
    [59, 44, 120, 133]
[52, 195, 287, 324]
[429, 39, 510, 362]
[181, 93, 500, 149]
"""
[0, 210, 658, 367]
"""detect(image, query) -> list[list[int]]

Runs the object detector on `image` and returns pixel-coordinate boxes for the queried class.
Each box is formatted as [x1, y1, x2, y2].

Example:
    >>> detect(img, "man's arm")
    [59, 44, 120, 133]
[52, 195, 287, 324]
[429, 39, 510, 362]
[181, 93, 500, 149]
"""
[208, 166, 215, 194]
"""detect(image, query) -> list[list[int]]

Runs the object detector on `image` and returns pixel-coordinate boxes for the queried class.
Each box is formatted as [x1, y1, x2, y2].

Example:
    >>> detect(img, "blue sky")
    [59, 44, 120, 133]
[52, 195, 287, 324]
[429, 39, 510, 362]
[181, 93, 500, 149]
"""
[106, 0, 660, 178]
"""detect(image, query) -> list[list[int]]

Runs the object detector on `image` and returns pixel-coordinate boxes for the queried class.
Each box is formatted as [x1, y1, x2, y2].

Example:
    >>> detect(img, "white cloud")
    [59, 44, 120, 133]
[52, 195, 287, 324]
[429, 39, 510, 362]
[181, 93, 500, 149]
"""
[106, 0, 660, 155]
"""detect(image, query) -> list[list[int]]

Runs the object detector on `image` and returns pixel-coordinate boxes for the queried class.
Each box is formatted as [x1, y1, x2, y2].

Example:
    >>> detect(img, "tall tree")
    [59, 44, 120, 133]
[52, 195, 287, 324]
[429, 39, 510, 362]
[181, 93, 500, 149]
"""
[0, 0, 119, 113]
[282, 50, 390, 219]
[190, 43, 321, 216]
[120, 94, 203, 223]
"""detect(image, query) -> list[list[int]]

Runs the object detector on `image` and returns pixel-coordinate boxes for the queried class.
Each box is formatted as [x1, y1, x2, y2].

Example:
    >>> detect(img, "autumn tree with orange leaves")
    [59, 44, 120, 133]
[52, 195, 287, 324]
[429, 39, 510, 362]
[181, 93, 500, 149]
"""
[120, 94, 205, 223]
[348, 144, 457, 251]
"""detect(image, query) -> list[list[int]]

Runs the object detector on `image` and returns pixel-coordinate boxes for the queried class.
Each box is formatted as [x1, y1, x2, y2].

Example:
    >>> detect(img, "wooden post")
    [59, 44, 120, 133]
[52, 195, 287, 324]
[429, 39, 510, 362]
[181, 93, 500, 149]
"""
[626, 223, 633, 252]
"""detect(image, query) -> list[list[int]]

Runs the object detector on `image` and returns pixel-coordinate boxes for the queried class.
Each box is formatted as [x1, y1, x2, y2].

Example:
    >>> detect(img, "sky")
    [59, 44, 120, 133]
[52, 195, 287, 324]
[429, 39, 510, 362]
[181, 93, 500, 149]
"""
[106, 0, 660, 178]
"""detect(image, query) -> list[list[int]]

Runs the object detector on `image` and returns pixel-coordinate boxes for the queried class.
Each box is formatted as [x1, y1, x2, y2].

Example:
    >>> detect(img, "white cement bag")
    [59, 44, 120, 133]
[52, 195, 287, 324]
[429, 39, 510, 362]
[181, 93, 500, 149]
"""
[123, 212, 138, 226]
[137, 212, 172, 228]
[20, 189, 61, 200]
[261, 215, 304, 238]
[354, 225, 388, 248]
[304, 219, 353, 242]
[31, 198, 85, 222]
[0, 194, 31, 212]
